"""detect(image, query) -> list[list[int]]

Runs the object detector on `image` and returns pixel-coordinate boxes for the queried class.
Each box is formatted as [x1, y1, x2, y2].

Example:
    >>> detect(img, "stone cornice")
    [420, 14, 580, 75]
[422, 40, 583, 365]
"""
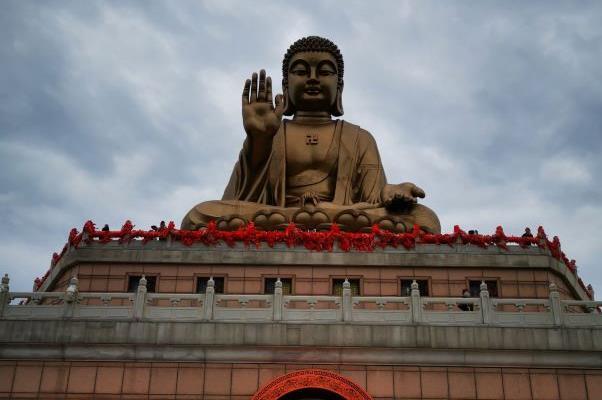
[1, 320, 600, 368]
[39, 241, 590, 300]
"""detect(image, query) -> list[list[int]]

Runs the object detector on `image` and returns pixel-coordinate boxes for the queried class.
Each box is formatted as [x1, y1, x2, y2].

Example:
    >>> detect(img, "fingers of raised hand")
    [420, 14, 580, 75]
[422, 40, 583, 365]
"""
[250, 72, 258, 102]
[245, 70, 273, 104]
[266, 76, 273, 104]
[274, 94, 284, 117]
[242, 79, 251, 105]
[257, 70, 267, 101]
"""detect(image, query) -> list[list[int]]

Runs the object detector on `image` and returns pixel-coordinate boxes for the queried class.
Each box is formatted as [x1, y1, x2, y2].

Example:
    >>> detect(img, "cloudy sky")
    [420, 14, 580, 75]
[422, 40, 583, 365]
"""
[1, 1, 601, 292]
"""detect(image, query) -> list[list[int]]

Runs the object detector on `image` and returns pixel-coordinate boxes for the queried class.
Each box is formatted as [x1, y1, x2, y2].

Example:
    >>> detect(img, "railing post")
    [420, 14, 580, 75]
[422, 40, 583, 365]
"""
[63, 276, 79, 318]
[273, 278, 283, 321]
[203, 277, 215, 321]
[411, 280, 422, 324]
[342, 278, 352, 322]
[549, 283, 562, 326]
[480, 281, 492, 324]
[0, 274, 9, 318]
[133, 275, 147, 320]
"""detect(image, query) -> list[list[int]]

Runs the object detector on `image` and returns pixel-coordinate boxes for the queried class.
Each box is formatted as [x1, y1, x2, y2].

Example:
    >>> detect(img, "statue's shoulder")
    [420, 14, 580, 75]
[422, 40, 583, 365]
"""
[339, 120, 378, 146]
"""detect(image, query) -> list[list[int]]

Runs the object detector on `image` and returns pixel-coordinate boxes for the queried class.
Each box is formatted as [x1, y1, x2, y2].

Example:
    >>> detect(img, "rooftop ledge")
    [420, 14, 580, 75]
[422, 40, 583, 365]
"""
[34, 221, 590, 294]
[35, 237, 592, 300]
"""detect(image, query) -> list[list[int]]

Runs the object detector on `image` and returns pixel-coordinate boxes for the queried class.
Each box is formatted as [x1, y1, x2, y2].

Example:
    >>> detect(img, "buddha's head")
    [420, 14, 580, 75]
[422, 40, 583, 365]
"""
[282, 36, 344, 117]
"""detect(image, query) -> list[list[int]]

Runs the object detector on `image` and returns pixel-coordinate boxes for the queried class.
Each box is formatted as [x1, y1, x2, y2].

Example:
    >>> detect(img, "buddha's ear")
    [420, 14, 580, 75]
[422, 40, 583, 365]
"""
[332, 82, 344, 117]
[282, 83, 295, 116]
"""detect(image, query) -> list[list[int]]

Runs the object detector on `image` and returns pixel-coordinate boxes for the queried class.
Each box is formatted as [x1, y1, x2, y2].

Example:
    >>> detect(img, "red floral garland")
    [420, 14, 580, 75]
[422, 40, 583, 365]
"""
[34, 220, 589, 297]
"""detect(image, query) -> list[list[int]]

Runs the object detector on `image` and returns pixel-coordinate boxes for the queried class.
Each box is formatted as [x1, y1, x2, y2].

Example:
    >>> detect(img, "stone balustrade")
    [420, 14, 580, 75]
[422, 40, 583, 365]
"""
[1, 274, 600, 327]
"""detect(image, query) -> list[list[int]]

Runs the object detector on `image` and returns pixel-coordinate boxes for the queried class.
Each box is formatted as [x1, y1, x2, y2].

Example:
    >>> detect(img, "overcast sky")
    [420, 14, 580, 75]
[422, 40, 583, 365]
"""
[1, 1, 601, 293]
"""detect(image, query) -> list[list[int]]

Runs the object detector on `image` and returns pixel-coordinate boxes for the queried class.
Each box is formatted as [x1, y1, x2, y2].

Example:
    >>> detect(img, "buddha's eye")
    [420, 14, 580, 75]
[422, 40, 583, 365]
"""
[291, 68, 307, 76]
[318, 62, 336, 76]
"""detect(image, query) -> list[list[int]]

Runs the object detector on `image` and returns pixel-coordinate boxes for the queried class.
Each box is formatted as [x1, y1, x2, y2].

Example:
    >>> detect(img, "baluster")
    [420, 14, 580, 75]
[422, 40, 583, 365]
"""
[133, 275, 147, 320]
[0, 274, 9, 318]
[203, 277, 215, 321]
[342, 278, 352, 322]
[549, 283, 562, 325]
[100, 294, 112, 306]
[480, 281, 491, 324]
[63, 276, 79, 318]
[411, 280, 422, 323]
[31, 292, 42, 305]
[273, 278, 283, 321]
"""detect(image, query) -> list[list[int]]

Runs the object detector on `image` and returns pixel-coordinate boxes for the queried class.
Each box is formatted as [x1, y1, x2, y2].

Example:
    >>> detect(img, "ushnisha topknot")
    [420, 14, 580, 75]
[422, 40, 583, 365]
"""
[282, 36, 344, 87]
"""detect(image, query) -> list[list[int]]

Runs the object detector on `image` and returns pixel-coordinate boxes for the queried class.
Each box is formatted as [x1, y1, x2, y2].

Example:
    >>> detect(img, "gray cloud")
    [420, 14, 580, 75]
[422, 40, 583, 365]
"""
[1, 0, 601, 293]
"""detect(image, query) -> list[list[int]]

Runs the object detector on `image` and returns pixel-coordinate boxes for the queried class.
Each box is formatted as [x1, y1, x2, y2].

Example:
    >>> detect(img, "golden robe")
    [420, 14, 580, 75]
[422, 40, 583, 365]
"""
[223, 120, 385, 206]
[181, 120, 440, 233]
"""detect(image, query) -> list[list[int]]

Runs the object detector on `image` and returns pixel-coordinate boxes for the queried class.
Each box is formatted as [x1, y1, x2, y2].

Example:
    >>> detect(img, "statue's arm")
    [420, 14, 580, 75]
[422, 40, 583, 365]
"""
[354, 129, 425, 209]
[222, 137, 273, 202]
[355, 129, 387, 204]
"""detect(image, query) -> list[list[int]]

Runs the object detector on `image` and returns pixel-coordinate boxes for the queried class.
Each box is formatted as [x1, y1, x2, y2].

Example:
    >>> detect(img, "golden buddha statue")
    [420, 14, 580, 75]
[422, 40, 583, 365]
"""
[182, 36, 440, 233]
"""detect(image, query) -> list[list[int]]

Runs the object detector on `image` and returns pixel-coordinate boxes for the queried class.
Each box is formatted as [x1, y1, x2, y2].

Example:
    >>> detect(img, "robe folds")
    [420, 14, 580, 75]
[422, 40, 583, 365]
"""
[223, 119, 386, 207]
[181, 119, 440, 233]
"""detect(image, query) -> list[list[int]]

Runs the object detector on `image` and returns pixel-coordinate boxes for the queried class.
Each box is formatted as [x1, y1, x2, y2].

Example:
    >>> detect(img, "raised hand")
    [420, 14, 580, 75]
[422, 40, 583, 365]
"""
[242, 69, 284, 139]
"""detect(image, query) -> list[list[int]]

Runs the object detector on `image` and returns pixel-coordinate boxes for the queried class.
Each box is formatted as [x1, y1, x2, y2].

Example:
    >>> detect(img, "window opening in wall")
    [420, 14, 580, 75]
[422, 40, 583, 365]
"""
[469, 279, 498, 297]
[332, 279, 360, 296]
[400, 279, 429, 296]
[196, 277, 225, 294]
[127, 275, 156, 293]
[264, 277, 292, 294]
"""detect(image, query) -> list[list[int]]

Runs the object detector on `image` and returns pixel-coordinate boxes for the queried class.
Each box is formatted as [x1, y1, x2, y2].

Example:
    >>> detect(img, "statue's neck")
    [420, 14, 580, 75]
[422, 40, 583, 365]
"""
[292, 111, 332, 125]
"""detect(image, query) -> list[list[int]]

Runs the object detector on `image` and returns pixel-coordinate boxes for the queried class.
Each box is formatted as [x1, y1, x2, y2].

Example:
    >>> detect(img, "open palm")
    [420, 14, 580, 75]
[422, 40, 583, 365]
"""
[242, 69, 284, 139]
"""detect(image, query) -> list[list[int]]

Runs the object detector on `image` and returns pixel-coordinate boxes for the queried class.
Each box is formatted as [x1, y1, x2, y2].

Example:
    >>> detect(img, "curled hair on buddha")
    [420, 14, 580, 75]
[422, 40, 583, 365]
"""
[281, 36, 344, 117]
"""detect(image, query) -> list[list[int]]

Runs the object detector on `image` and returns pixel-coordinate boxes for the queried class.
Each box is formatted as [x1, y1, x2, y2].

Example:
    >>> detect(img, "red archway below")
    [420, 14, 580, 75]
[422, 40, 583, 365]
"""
[251, 369, 373, 400]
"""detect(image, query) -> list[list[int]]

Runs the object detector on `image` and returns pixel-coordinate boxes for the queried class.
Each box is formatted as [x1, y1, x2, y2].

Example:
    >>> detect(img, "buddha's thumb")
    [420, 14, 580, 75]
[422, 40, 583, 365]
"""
[274, 94, 284, 116]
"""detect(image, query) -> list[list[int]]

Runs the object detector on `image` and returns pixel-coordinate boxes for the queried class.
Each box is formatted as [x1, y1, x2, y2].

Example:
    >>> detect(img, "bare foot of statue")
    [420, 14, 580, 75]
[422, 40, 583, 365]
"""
[181, 36, 441, 234]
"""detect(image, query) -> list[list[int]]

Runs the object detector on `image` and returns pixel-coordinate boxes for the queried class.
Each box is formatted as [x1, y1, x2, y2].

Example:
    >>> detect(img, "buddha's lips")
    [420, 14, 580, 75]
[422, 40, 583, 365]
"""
[304, 88, 321, 95]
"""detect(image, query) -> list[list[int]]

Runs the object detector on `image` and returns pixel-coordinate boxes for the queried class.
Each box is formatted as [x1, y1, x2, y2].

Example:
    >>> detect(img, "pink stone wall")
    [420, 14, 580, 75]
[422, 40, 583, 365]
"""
[1, 360, 600, 399]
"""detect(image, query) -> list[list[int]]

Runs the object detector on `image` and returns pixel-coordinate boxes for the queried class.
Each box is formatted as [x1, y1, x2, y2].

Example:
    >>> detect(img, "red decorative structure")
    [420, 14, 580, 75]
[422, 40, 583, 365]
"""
[33, 219, 590, 297]
[251, 369, 373, 400]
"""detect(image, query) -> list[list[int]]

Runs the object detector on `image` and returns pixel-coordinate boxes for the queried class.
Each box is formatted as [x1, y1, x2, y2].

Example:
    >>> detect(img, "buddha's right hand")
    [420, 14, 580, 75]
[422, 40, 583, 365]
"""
[242, 69, 284, 139]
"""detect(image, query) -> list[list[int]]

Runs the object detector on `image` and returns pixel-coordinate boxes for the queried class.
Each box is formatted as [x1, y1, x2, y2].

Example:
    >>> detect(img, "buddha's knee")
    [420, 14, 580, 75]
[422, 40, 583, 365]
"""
[410, 203, 441, 234]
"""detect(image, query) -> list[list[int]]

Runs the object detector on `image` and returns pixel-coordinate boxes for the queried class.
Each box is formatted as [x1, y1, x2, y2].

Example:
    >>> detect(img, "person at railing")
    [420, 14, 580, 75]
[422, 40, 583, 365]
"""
[151, 221, 168, 240]
[458, 288, 473, 311]
[522, 227, 533, 238]
[101, 224, 110, 232]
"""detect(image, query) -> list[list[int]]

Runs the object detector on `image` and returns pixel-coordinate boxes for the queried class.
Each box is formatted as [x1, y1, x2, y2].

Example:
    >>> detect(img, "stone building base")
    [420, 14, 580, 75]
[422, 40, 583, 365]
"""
[1, 360, 601, 399]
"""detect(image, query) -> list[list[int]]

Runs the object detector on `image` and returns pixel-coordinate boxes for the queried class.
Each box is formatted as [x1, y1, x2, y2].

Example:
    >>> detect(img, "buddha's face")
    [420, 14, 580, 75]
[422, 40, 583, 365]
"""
[286, 51, 339, 113]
